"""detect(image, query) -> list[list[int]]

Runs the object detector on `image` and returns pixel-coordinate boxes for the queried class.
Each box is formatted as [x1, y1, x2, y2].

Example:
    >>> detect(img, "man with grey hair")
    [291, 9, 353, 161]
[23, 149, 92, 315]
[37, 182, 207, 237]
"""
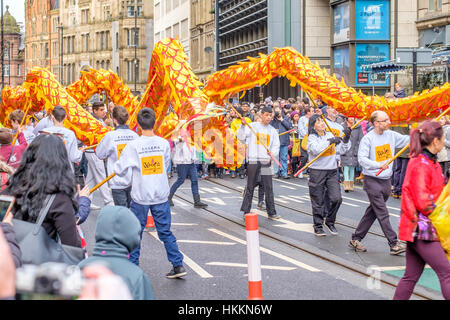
[349, 110, 409, 255]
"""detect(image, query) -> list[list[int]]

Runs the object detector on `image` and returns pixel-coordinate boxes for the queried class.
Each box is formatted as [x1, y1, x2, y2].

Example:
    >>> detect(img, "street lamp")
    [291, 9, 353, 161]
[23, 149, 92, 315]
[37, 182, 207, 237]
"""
[56, 21, 63, 84]
[134, 7, 137, 94]
[1, 0, 4, 92]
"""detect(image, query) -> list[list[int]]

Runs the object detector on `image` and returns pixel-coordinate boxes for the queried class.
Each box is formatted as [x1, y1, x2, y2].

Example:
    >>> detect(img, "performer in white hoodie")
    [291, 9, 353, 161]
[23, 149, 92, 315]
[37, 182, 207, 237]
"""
[114, 107, 186, 279]
[95, 105, 138, 208]
[42, 106, 83, 171]
[168, 126, 208, 208]
[237, 105, 281, 220]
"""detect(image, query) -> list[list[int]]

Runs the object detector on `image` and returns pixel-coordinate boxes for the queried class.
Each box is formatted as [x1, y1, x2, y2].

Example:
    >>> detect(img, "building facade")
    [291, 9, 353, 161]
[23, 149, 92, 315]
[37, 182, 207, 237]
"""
[154, 0, 190, 59]
[215, 0, 331, 102]
[24, 0, 59, 77]
[25, 0, 153, 96]
[1, 6, 25, 88]
[190, 0, 215, 83]
[330, 0, 418, 95]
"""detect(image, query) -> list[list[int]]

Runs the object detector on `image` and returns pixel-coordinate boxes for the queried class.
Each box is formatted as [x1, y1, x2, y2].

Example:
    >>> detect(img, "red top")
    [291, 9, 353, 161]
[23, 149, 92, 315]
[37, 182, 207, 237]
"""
[0, 132, 27, 169]
[399, 151, 445, 242]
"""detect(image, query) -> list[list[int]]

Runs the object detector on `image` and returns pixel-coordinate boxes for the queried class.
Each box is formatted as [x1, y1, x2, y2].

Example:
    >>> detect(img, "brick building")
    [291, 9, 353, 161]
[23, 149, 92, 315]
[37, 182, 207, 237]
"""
[1, 6, 25, 88]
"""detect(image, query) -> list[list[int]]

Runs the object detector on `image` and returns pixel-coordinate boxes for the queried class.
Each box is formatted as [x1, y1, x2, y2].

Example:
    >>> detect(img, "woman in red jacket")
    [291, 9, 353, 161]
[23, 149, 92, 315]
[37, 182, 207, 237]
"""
[393, 120, 450, 300]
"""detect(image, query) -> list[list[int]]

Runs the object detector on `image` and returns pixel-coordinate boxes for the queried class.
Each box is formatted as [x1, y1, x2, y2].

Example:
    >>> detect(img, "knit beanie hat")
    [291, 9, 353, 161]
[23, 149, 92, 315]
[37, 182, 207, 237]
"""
[290, 111, 299, 119]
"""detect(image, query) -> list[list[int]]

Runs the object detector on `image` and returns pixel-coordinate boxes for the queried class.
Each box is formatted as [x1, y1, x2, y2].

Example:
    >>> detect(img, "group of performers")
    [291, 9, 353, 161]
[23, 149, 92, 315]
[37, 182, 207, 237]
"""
[1, 93, 449, 298]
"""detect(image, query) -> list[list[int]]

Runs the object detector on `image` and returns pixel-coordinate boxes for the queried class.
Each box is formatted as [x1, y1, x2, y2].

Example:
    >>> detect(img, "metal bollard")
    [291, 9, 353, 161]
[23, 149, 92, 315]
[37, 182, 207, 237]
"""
[245, 213, 263, 300]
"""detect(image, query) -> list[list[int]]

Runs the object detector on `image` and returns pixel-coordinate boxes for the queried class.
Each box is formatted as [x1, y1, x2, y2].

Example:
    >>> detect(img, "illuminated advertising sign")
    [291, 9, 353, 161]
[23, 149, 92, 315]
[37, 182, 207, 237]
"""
[355, 0, 390, 40]
[355, 43, 390, 86]
[333, 2, 350, 43]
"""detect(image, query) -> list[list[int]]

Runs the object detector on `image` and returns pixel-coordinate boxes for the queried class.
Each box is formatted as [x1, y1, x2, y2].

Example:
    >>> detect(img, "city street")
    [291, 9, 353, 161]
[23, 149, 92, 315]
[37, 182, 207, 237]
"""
[83, 173, 444, 300]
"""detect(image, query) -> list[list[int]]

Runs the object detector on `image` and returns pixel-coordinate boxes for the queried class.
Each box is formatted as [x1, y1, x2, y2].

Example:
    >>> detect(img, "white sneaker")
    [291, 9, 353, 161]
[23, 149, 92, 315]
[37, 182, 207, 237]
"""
[298, 173, 303, 179]
[90, 204, 101, 210]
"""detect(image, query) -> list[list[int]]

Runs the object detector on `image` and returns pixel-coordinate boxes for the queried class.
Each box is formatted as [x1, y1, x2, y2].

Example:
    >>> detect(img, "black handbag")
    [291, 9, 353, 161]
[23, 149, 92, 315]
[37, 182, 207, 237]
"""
[13, 194, 86, 265]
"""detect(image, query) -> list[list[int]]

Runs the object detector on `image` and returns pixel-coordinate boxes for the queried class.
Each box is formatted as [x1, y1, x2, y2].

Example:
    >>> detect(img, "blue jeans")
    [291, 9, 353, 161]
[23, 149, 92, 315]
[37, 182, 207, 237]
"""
[129, 200, 183, 267]
[170, 163, 199, 196]
[275, 145, 289, 177]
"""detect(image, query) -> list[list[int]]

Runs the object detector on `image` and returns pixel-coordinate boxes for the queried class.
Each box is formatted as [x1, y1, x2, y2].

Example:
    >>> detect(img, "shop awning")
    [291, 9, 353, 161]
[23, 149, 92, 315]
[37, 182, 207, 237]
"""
[361, 59, 408, 74]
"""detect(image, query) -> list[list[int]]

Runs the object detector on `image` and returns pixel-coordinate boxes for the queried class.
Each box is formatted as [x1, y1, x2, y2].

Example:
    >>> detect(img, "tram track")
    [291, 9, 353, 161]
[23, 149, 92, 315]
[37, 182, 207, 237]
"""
[172, 188, 438, 300]
[203, 177, 389, 240]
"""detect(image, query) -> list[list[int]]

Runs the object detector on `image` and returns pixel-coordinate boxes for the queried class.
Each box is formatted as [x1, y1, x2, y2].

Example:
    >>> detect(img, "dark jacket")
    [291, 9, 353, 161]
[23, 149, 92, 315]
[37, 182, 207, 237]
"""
[394, 88, 406, 98]
[270, 111, 292, 146]
[391, 125, 410, 158]
[1, 222, 22, 268]
[78, 206, 155, 300]
[75, 196, 91, 225]
[341, 123, 364, 167]
[13, 192, 82, 248]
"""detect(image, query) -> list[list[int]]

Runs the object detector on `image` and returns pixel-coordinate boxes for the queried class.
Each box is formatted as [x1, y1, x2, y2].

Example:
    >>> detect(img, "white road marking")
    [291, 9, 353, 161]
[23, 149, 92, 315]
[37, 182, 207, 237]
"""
[341, 195, 400, 211]
[278, 195, 304, 204]
[273, 222, 315, 234]
[280, 185, 296, 190]
[342, 201, 359, 207]
[274, 198, 290, 204]
[178, 240, 236, 246]
[276, 179, 400, 211]
[203, 197, 226, 205]
[206, 262, 296, 271]
[181, 251, 214, 278]
[373, 265, 430, 271]
[208, 228, 320, 272]
[147, 231, 213, 278]
[173, 198, 189, 206]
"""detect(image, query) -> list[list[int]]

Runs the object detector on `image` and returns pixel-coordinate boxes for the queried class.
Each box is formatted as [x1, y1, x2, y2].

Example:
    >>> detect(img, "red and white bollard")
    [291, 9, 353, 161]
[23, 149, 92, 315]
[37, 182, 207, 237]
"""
[245, 213, 263, 300]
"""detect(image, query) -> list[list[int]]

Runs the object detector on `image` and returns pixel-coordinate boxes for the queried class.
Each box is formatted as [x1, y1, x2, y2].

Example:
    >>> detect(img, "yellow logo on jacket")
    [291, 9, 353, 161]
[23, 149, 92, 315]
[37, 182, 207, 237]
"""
[375, 144, 392, 162]
[141, 156, 163, 175]
[256, 133, 270, 147]
[117, 144, 126, 159]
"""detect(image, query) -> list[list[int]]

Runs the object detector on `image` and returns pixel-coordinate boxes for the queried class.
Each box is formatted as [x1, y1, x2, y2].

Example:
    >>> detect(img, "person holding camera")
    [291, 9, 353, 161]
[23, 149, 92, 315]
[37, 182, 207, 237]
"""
[270, 103, 292, 179]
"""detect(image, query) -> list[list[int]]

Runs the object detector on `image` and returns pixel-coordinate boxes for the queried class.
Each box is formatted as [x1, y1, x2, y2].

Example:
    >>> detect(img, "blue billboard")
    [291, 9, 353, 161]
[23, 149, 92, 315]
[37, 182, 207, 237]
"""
[355, 43, 390, 86]
[355, 0, 390, 40]
[333, 2, 350, 44]
[333, 46, 350, 84]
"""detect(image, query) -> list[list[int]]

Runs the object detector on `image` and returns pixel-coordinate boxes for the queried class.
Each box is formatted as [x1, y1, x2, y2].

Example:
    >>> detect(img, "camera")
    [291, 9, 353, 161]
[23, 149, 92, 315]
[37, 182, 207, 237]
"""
[16, 263, 84, 299]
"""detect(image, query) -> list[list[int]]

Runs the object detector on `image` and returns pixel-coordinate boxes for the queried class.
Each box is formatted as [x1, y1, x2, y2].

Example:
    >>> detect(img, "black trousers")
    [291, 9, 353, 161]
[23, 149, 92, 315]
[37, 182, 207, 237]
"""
[112, 186, 132, 208]
[299, 147, 308, 171]
[352, 175, 397, 247]
[308, 168, 342, 228]
[241, 161, 276, 215]
[392, 157, 409, 195]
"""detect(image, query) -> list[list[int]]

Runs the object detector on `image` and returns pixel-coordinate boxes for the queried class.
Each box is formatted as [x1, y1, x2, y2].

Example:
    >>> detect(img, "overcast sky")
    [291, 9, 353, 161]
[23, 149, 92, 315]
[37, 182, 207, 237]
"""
[3, 0, 25, 26]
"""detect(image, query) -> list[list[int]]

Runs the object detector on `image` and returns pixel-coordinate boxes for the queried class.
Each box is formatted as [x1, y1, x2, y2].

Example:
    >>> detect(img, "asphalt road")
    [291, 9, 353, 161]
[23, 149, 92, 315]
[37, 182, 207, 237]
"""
[81, 173, 442, 300]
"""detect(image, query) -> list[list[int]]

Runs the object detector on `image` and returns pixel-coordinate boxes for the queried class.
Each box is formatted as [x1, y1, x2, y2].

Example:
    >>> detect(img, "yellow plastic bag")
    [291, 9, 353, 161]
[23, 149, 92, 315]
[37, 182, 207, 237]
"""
[429, 182, 450, 260]
[292, 136, 301, 157]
